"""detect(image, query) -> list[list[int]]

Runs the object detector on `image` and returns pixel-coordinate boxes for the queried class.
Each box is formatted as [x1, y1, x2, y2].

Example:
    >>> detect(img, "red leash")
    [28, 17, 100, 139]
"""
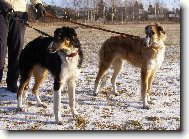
[44, 13, 139, 38]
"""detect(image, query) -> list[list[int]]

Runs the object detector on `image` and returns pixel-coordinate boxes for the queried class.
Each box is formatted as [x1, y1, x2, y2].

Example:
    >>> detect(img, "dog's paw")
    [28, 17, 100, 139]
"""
[93, 93, 98, 96]
[148, 101, 154, 105]
[143, 105, 150, 110]
[38, 103, 47, 108]
[72, 111, 79, 118]
[17, 107, 25, 112]
[147, 95, 151, 102]
[56, 121, 64, 125]
[93, 91, 98, 96]
[93, 89, 99, 96]
[113, 92, 119, 96]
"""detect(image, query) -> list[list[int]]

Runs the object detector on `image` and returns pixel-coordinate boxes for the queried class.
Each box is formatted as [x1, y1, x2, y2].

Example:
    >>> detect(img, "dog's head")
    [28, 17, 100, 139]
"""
[144, 23, 166, 48]
[48, 27, 81, 53]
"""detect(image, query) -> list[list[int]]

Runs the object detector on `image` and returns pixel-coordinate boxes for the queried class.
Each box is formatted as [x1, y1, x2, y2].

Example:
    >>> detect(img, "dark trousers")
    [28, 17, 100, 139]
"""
[0, 12, 27, 87]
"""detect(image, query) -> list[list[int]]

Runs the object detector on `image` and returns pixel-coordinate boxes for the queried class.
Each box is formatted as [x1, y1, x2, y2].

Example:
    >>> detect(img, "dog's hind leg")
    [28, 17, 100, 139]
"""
[94, 61, 112, 96]
[17, 70, 32, 112]
[67, 78, 78, 118]
[111, 59, 124, 96]
[32, 65, 48, 108]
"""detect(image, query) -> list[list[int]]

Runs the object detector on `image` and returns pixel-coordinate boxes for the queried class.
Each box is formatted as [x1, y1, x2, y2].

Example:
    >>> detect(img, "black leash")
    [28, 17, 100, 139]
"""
[11, 15, 52, 37]
[25, 22, 52, 37]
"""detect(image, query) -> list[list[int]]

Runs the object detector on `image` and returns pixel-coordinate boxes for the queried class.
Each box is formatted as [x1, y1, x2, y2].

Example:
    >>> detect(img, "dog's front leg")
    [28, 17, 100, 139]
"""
[53, 79, 64, 125]
[147, 71, 156, 102]
[54, 89, 62, 124]
[68, 78, 79, 118]
[141, 69, 151, 109]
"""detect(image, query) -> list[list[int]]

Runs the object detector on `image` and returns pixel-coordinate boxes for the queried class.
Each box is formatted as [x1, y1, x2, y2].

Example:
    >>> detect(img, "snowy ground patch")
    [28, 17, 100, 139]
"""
[0, 23, 180, 130]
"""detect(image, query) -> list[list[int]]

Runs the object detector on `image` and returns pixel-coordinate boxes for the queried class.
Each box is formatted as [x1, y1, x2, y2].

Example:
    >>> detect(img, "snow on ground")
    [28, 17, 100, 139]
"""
[0, 23, 180, 130]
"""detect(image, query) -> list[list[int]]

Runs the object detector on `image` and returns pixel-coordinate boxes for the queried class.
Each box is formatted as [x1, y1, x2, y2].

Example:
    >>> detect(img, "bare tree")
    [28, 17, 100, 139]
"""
[110, 0, 120, 22]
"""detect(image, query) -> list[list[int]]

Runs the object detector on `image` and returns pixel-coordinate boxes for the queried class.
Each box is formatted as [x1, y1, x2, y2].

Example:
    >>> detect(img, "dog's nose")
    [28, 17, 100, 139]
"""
[48, 47, 53, 52]
[48, 47, 55, 53]
[48, 47, 54, 53]
[143, 41, 148, 47]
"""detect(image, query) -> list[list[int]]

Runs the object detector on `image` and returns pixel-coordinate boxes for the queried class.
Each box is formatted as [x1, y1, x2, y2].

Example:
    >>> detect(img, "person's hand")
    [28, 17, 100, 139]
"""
[35, 3, 46, 16]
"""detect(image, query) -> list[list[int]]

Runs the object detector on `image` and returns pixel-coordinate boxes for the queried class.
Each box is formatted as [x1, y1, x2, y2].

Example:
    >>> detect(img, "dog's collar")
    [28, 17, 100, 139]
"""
[66, 51, 79, 57]
[60, 49, 79, 57]
[145, 45, 164, 54]
[148, 45, 163, 50]
[146, 41, 165, 49]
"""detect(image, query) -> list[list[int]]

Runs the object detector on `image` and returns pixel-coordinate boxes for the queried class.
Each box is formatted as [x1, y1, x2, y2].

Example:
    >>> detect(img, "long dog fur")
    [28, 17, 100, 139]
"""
[17, 27, 83, 125]
[94, 23, 166, 109]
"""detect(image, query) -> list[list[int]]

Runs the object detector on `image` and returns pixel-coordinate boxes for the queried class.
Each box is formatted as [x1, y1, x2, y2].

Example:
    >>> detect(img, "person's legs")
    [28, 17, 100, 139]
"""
[0, 14, 9, 83]
[6, 12, 27, 92]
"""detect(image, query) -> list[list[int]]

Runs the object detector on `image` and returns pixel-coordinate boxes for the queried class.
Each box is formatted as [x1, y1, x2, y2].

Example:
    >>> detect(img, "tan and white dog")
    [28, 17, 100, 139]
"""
[94, 23, 166, 109]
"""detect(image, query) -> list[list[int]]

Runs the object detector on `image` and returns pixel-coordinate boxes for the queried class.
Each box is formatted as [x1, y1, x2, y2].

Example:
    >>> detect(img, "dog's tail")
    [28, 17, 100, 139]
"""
[99, 38, 110, 64]
[98, 36, 115, 67]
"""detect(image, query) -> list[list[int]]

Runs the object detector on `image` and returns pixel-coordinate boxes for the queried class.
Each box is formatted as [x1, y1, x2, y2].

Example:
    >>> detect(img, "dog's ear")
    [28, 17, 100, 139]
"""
[158, 25, 166, 35]
[54, 28, 65, 38]
[68, 27, 77, 36]
[153, 23, 160, 26]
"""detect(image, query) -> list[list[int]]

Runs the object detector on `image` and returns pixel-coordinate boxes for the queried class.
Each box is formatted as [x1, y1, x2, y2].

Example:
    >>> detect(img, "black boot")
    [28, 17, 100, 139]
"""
[6, 77, 18, 93]
[6, 85, 18, 93]
[0, 68, 3, 83]
[6, 80, 18, 93]
[6, 66, 19, 93]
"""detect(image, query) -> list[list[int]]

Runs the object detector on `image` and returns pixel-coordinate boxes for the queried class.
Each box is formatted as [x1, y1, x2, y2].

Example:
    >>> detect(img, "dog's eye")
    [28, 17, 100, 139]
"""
[65, 37, 70, 41]
[72, 36, 76, 40]
[151, 31, 155, 35]
[161, 30, 166, 34]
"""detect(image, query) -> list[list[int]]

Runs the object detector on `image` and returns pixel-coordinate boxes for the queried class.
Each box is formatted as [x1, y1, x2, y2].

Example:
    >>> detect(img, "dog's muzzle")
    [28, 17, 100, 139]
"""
[143, 36, 151, 48]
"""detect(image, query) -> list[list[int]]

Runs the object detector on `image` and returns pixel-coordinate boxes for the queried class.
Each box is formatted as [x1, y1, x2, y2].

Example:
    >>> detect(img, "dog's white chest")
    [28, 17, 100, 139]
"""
[147, 47, 165, 70]
[59, 54, 80, 80]
[64, 56, 78, 70]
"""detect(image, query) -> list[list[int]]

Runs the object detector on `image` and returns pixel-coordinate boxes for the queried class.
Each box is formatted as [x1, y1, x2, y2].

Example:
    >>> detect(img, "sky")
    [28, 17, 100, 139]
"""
[42, 0, 180, 10]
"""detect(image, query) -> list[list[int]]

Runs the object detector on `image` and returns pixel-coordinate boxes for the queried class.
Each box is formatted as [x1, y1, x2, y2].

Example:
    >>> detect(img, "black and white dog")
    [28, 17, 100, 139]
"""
[17, 27, 83, 125]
